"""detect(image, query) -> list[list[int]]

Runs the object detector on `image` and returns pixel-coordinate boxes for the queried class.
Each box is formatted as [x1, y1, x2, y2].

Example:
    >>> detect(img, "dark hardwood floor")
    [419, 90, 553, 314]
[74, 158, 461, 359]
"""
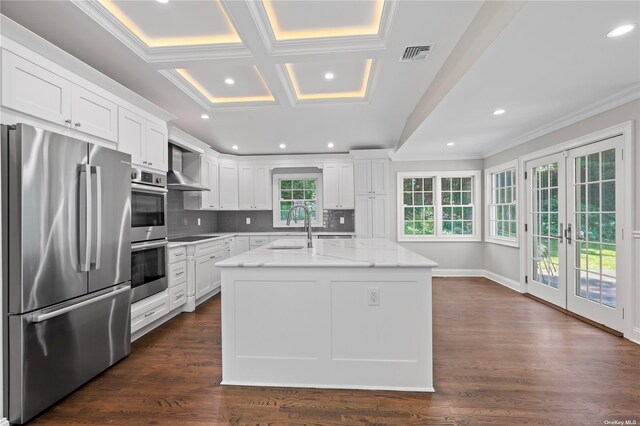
[30, 277, 640, 425]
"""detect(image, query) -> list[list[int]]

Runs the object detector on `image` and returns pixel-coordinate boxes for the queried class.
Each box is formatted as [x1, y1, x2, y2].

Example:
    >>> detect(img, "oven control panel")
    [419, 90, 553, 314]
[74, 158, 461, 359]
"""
[131, 168, 166, 188]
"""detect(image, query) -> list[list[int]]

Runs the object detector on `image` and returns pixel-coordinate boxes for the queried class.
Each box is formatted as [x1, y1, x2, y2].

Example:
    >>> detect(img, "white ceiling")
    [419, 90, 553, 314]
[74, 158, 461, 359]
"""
[0, 0, 481, 155]
[0, 1, 638, 158]
[394, 1, 640, 160]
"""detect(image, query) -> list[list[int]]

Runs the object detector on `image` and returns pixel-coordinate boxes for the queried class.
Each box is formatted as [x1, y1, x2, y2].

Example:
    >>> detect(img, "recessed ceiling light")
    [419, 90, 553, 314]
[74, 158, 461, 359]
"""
[607, 24, 636, 38]
[201, 113, 209, 119]
[493, 109, 506, 115]
[327, 142, 335, 148]
[447, 142, 455, 146]
[324, 72, 335, 80]
[156, 0, 169, 3]
[224, 78, 235, 85]
[279, 143, 286, 149]
[232, 145, 239, 150]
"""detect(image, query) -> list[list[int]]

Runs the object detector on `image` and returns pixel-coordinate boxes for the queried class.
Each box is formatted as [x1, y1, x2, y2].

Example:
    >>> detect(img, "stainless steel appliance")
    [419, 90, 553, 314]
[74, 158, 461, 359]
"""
[131, 168, 167, 242]
[1, 124, 132, 424]
[167, 144, 209, 191]
[131, 239, 168, 303]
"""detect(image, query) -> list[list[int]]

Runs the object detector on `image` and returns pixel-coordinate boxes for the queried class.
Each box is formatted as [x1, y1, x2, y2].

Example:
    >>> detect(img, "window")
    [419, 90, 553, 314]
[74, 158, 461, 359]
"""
[485, 160, 519, 247]
[397, 171, 481, 241]
[272, 173, 323, 227]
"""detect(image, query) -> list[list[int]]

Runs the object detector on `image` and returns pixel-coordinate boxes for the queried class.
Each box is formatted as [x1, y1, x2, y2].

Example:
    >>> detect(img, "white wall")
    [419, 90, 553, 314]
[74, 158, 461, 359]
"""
[389, 159, 485, 272]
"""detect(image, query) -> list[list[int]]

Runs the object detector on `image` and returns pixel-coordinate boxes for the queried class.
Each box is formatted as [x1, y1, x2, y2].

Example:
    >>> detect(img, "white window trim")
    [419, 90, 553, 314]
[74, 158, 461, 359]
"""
[272, 173, 323, 228]
[485, 160, 519, 248]
[397, 170, 482, 242]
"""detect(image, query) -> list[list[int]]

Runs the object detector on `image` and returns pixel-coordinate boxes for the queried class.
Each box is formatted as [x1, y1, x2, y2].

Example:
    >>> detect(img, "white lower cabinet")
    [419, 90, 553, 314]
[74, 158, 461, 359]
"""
[195, 255, 214, 299]
[130, 290, 170, 335]
[235, 236, 250, 254]
[355, 195, 388, 238]
[169, 283, 187, 311]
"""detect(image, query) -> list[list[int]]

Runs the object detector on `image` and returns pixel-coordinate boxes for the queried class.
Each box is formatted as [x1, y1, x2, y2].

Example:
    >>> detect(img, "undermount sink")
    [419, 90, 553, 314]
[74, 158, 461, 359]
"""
[267, 240, 307, 250]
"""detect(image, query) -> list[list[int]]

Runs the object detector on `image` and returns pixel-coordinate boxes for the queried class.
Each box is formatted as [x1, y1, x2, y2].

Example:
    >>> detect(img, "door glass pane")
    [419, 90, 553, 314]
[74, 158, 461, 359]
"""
[530, 162, 560, 289]
[572, 150, 616, 308]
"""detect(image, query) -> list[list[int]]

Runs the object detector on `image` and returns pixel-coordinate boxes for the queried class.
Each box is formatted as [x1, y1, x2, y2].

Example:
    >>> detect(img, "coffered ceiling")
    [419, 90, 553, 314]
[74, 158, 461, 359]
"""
[2, 1, 636, 157]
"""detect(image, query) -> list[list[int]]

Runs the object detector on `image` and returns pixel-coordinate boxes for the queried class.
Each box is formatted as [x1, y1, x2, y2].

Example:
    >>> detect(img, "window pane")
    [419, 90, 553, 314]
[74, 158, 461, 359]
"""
[292, 180, 304, 189]
[442, 178, 451, 190]
[461, 191, 471, 205]
[293, 190, 304, 199]
[601, 149, 615, 180]
[442, 192, 451, 205]
[424, 178, 433, 191]
[404, 207, 414, 221]
[461, 177, 471, 191]
[282, 190, 292, 200]
[404, 192, 412, 206]
[305, 180, 316, 190]
[281, 180, 292, 190]
[403, 178, 413, 192]
[452, 178, 461, 191]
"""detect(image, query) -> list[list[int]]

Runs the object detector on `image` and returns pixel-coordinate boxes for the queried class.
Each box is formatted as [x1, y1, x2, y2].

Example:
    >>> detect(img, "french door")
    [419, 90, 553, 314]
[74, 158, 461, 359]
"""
[526, 136, 624, 331]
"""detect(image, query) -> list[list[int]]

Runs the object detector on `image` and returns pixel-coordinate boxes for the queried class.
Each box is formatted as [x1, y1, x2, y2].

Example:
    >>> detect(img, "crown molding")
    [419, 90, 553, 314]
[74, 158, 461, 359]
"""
[159, 69, 280, 112]
[72, 0, 252, 63]
[388, 151, 485, 162]
[247, 0, 398, 56]
[274, 60, 378, 107]
[482, 83, 640, 159]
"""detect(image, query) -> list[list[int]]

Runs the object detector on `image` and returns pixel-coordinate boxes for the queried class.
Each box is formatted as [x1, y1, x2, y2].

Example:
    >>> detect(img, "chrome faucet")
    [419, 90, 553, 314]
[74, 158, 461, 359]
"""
[286, 205, 313, 248]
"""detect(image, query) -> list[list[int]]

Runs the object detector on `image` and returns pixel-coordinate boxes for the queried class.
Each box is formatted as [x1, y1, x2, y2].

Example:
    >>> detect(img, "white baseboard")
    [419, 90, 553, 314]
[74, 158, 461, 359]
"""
[433, 269, 522, 293]
[629, 327, 640, 345]
[483, 270, 522, 292]
[221, 380, 434, 393]
[433, 269, 484, 277]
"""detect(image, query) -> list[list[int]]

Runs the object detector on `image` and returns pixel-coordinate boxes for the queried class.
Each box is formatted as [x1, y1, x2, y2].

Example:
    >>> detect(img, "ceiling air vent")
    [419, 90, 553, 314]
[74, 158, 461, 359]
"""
[401, 45, 432, 62]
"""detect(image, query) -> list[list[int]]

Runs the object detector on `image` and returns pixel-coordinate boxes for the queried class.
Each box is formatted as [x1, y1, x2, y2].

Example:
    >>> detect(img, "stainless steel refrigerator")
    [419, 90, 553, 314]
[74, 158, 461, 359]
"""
[1, 124, 132, 424]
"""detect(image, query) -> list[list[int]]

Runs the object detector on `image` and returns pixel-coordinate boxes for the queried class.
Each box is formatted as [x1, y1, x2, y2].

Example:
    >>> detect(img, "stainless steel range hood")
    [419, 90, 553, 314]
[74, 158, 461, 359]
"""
[167, 144, 210, 191]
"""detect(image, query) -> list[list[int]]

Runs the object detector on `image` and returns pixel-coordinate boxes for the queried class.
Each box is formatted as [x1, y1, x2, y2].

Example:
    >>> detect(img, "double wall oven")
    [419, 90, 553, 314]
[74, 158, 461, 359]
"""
[131, 168, 168, 303]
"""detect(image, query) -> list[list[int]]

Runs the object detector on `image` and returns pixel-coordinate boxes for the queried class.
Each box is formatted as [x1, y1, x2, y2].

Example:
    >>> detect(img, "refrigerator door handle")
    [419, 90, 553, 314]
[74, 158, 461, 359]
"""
[78, 164, 92, 272]
[30, 285, 130, 323]
[90, 165, 102, 270]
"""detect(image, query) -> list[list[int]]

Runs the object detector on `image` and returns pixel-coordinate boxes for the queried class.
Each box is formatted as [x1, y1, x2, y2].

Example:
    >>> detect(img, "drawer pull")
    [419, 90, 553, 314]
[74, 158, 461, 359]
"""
[175, 293, 184, 300]
[174, 253, 184, 257]
[175, 271, 185, 277]
[144, 311, 156, 318]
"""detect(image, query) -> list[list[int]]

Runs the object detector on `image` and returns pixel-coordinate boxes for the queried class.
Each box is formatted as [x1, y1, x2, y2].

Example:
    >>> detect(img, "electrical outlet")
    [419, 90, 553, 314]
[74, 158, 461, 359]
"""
[246, 217, 251, 225]
[197, 218, 201, 226]
[340, 217, 345, 224]
[367, 287, 380, 306]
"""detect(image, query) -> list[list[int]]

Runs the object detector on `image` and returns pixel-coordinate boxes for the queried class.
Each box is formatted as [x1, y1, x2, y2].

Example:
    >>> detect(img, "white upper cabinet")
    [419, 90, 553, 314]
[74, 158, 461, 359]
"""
[183, 155, 219, 210]
[2, 43, 168, 158]
[144, 121, 168, 171]
[370, 159, 388, 195]
[354, 160, 372, 195]
[2, 50, 118, 143]
[118, 107, 167, 172]
[354, 159, 387, 195]
[323, 163, 354, 209]
[219, 161, 239, 210]
[70, 85, 118, 142]
[238, 164, 271, 210]
[2, 50, 72, 126]
[117, 108, 145, 165]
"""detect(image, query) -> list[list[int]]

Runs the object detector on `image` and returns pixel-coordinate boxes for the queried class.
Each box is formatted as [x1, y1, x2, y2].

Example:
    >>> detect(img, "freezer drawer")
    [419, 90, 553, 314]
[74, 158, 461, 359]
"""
[8, 284, 131, 425]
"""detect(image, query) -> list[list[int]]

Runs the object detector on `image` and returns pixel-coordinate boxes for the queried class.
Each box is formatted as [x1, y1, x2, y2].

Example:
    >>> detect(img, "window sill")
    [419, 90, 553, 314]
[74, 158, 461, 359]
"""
[485, 237, 519, 248]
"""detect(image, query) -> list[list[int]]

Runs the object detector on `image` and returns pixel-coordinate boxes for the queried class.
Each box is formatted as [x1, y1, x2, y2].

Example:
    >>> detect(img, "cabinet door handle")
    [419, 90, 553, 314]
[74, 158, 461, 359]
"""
[175, 271, 185, 277]
[210, 255, 216, 259]
[175, 293, 184, 300]
[174, 252, 184, 257]
[148, 162, 153, 166]
[74, 122, 81, 128]
[65, 119, 72, 124]
[143, 161, 148, 165]
[144, 311, 156, 318]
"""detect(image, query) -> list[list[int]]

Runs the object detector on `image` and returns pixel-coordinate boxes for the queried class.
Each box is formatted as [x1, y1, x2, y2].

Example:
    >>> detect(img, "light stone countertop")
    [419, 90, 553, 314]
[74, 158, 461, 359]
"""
[215, 238, 438, 268]
[167, 231, 355, 248]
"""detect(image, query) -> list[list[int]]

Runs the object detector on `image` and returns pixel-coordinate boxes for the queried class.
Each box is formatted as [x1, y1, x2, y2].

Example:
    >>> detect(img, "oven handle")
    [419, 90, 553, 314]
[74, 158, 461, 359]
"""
[132, 182, 168, 194]
[131, 240, 169, 252]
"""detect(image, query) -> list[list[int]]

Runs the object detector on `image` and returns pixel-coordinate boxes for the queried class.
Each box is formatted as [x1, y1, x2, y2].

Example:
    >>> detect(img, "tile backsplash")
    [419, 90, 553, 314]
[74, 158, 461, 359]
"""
[216, 210, 355, 233]
[167, 190, 218, 237]
[167, 190, 354, 236]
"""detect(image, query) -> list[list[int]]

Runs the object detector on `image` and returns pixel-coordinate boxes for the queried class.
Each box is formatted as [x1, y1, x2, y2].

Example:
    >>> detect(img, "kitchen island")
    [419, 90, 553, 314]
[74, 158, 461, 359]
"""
[216, 238, 438, 392]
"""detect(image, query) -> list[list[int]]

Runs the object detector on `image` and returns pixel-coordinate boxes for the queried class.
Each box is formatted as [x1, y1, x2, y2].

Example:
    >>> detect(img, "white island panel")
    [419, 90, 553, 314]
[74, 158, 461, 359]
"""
[220, 242, 435, 391]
